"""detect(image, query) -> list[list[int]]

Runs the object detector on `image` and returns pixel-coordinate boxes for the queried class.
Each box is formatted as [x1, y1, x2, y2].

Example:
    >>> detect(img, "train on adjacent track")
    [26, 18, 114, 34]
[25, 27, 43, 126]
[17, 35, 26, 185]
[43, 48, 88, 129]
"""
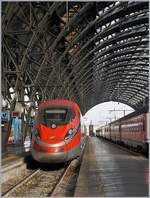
[96, 112, 149, 154]
[31, 99, 86, 163]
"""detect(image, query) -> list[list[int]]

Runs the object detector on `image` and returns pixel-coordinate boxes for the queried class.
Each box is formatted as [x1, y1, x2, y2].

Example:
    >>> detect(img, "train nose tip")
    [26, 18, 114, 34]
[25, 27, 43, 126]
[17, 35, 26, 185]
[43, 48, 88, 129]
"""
[49, 136, 56, 140]
[54, 147, 65, 152]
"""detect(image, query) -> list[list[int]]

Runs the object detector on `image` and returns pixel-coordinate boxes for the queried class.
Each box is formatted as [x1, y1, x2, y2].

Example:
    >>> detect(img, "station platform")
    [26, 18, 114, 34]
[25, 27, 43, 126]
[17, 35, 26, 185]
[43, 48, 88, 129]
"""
[75, 137, 148, 197]
[2, 137, 31, 168]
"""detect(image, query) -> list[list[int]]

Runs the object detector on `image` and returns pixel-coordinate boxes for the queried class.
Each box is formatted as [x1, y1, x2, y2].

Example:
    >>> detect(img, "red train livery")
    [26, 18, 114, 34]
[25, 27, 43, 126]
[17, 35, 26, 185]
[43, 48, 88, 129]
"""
[96, 112, 149, 153]
[31, 99, 86, 163]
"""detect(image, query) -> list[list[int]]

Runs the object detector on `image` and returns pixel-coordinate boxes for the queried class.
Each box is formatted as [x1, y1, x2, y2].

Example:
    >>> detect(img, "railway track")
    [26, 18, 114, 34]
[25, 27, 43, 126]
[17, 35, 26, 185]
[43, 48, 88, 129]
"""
[2, 164, 66, 197]
[2, 156, 83, 197]
[2, 138, 87, 197]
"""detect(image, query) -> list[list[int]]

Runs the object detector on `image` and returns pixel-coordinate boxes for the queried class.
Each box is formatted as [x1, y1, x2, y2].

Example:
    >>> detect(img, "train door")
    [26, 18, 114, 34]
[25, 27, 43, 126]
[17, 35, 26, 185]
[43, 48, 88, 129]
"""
[144, 113, 149, 153]
[119, 122, 121, 143]
[145, 113, 149, 142]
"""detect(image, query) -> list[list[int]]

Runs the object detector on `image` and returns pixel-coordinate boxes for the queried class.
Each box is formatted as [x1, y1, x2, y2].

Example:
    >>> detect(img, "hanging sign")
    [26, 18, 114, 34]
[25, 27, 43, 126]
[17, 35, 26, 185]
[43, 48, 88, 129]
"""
[11, 111, 21, 117]
[1, 111, 10, 121]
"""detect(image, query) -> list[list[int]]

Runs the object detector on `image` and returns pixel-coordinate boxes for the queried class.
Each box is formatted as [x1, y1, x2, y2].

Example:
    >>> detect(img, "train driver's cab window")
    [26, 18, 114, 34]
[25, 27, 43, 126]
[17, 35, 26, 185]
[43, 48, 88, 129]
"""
[40, 107, 75, 126]
[45, 109, 66, 121]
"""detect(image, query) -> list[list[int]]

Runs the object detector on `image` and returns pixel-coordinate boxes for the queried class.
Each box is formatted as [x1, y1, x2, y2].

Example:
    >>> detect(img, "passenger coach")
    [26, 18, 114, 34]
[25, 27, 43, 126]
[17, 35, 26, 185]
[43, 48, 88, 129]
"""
[96, 112, 149, 153]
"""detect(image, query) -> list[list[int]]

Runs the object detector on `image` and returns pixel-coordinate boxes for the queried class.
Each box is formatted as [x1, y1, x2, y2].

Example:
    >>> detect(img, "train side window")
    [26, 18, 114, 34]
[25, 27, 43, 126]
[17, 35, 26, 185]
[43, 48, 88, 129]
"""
[140, 125, 142, 131]
[134, 126, 136, 131]
[141, 125, 144, 131]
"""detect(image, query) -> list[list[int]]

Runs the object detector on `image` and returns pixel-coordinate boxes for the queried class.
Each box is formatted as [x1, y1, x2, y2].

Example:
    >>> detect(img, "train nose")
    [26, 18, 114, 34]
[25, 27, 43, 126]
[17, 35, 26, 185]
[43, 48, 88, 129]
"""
[31, 139, 68, 163]
[31, 148, 68, 163]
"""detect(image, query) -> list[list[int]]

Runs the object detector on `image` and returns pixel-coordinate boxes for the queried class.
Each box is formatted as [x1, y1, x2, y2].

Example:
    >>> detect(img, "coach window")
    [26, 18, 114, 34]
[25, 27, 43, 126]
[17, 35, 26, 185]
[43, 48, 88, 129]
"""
[141, 125, 144, 131]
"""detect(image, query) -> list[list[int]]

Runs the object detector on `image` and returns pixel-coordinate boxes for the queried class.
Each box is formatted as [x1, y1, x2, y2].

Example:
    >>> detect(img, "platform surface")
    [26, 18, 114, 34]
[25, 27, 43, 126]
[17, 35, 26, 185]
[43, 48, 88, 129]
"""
[75, 137, 149, 197]
[2, 138, 31, 168]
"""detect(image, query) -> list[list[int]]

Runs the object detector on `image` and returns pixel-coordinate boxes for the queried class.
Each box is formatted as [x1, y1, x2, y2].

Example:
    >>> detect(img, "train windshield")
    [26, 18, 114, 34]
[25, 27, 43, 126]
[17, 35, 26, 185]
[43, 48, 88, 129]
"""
[40, 107, 75, 126]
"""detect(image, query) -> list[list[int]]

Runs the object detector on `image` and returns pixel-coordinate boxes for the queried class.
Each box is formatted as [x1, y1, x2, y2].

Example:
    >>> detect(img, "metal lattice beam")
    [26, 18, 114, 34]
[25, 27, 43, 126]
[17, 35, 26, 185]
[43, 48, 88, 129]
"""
[2, 1, 149, 117]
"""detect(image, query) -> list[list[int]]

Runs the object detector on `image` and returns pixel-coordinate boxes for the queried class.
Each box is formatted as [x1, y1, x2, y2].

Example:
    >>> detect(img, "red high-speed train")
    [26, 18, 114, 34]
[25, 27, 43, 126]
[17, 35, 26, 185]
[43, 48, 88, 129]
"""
[31, 99, 86, 163]
[96, 112, 149, 153]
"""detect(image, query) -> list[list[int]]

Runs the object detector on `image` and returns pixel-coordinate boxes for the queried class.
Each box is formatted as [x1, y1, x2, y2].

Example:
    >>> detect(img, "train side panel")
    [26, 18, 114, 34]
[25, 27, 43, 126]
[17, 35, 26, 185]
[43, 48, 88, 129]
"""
[146, 113, 149, 143]
[105, 125, 111, 140]
[120, 114, 145, 149]
[110, 122, 120, 143]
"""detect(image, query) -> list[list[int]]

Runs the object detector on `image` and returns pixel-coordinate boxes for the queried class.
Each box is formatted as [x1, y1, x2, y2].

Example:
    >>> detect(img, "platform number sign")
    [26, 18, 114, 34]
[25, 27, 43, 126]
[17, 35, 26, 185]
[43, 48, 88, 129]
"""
[1, 111, 10, 121]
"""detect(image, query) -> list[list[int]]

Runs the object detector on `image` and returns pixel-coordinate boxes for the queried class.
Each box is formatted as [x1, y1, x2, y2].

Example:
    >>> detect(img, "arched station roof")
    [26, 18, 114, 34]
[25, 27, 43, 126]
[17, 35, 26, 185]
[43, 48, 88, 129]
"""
[2, 1, 149, 114]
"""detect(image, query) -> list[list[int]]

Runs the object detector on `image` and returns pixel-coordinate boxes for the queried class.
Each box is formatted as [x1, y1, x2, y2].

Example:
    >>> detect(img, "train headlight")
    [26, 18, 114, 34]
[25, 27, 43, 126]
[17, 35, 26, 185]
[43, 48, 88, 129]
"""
[65, 128, 77, 140]
[34, 128, 40, 139]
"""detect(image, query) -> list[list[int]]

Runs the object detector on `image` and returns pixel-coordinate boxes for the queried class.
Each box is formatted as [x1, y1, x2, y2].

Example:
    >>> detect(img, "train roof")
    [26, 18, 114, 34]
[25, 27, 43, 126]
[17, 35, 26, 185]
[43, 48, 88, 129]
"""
[109, 111, 147, 125]
[97, 111, 148, 130]
[38, 99, 80, 111]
